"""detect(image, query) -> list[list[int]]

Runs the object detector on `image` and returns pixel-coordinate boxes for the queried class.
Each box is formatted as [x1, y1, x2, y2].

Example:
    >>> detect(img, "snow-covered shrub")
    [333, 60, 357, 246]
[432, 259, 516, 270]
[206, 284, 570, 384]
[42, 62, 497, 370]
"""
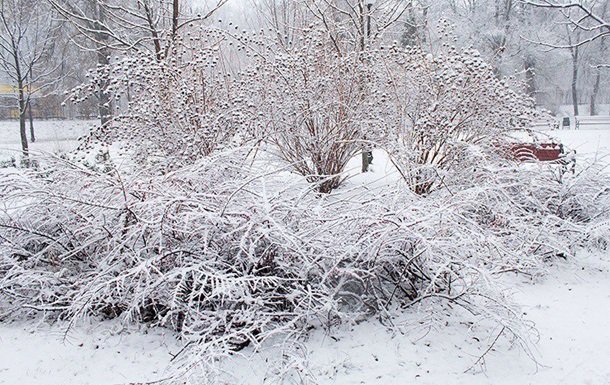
[0, 154, 531, 363]
[0, 157, 493, 318]
[2, 149, 610, 379]
[1, 25, 608, 382]
[0, 152, 379, 360]
[239, 27, 539, 196]
[524, 158, 610, 250]
[375, 43, 539, 195]
[71, 27, 242, 171]
[240, 27, 382, 193]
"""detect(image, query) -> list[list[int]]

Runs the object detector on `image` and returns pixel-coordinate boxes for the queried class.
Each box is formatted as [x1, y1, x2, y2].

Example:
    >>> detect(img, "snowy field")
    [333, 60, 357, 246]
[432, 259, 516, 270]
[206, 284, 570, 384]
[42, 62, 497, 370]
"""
[1, 121, 610, 385]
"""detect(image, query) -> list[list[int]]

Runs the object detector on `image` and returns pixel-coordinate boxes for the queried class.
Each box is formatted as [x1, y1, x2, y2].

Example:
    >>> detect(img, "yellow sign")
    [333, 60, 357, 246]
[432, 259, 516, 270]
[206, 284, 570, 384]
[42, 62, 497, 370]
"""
[0, 84, 40, 95]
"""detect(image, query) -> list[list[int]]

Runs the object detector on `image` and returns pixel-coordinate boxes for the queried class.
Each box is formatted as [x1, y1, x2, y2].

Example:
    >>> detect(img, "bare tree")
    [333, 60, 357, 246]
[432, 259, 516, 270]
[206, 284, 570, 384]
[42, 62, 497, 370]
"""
[588, 1, 607, 115]
[524, 0, 609, 47]
[0, 0, 60, 161]
[566, 25, 581, 115]
[523, 1, 609, 114]
[48, 0, 228, 127]
[589, 33, 606, 115]
[49, 0, 144, 127]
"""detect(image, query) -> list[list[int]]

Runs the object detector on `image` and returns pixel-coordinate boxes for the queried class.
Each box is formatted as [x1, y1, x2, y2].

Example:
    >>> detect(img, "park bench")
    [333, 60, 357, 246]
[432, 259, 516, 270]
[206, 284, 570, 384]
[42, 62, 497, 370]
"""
[502, 129, 565, 163]
[507, 142, 563, 162]
[575, 116, 610, 130]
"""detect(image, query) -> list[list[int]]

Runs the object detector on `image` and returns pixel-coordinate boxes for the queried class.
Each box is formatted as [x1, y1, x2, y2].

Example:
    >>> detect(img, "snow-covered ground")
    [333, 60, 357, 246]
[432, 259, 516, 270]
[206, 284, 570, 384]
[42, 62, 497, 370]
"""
[554, 130, 610, 158]
[0, 119, 96, 162]
[0, 121, 609, 385]
[0, 321, 181, 385]
[2, 253, 609, 385]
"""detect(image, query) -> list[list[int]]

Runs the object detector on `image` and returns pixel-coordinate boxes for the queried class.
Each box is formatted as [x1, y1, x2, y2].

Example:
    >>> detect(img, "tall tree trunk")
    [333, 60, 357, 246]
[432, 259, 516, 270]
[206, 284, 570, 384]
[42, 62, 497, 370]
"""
[566, 27, 580, 116]
[360, 1, 371, 172]
[590, 9, 606, 116]
[172, 0, 179, 39]
[94, 1, 112, 127]
[13, 47, 29, 160]
[590, 69, 601, 116]
[524, 55, 536, 98]
[421, 3, 428, 46]
[18, 83, 29, 160]
[142, 2, 162, 60]
[163, 1, 180, 59]
[97, 46, 112, 127]
[570, 44, 579, 116]
[500, 0, 512, 50]
[28, 100, 35, 142]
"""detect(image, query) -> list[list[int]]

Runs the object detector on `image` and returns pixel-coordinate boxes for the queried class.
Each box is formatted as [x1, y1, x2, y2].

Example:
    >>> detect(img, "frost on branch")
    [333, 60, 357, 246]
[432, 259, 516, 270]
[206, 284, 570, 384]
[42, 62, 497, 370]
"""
[0, 152, 374, 357]
[238, 28, 541, 195]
